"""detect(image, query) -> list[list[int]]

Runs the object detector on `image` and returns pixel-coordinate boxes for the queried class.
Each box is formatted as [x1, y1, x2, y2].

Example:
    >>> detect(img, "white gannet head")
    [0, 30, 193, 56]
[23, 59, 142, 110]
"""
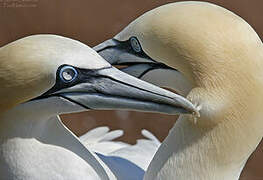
[94, 1, 263, 128]
[0, 34, 197, 117]
[95, 2, 263, 178]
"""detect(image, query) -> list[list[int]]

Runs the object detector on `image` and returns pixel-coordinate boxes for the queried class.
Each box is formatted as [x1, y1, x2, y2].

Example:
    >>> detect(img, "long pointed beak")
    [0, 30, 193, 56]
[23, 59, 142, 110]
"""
[93, 38, 195, 106]
[53, 66, 198, 115]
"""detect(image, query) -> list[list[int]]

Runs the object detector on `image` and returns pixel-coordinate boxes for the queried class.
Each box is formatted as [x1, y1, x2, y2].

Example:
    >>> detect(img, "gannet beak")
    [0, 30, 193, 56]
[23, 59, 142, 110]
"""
[93, 39, 174, 77]
[93, 38, 194, 107]
[36, 66, 197, 115]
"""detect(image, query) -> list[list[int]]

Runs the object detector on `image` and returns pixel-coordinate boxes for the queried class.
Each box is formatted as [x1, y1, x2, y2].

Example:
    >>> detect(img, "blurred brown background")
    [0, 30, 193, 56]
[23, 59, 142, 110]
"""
[0, 0, 262, 179]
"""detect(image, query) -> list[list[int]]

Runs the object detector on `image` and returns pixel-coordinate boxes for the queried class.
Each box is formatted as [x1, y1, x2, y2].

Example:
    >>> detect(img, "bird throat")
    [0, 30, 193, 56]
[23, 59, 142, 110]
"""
[144, 114, 261, 180]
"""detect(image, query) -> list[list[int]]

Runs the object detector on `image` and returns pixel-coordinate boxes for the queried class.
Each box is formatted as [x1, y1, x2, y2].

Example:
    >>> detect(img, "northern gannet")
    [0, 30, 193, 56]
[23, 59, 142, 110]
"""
[0, 34, 198, 179]
[94, 1, 263, 179]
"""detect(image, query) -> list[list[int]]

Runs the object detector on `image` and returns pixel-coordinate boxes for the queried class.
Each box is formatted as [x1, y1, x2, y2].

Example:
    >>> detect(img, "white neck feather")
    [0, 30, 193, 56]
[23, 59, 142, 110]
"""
[0, 98, 115, 180]
[144, 115, 261, 180]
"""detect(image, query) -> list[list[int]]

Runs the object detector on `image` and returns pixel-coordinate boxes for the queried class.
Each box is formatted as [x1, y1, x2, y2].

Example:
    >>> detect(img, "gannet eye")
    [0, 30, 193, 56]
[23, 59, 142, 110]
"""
[130, 37, 142, 53]
[59, 66, 78, 83]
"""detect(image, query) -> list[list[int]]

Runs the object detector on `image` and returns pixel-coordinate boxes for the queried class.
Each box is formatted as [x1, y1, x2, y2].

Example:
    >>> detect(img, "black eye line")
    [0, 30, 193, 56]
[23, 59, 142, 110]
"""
[37, 65, 81, 98]
[44, 64, 100, 95]
[31, 65, 113, 100]
[113, 37, 153, 60]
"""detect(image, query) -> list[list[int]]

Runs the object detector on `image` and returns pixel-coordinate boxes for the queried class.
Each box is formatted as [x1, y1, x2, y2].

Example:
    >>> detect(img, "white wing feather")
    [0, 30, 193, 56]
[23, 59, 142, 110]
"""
[80, 127, 160, 179]
[80, 126, 130, 155]
[109, 129, 160, 171]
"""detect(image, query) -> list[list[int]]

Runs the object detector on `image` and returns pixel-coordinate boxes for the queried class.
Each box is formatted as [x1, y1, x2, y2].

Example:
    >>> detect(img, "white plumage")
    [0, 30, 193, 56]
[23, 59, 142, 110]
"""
[0, 34, 195, 179]
[95, 2, 263, 179]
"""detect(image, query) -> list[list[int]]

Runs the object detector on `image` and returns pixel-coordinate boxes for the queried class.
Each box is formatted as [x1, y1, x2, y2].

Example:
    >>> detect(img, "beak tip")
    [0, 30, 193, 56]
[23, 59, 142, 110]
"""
[190, 103, 201, 118]
[193, 109, 200, 118]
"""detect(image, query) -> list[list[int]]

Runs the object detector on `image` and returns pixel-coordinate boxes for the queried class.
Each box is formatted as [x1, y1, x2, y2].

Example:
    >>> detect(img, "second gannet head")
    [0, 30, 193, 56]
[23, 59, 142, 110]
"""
[95, 1, 263, 127]
[0, 34, 196, 117]
[95, 2, 263, 179]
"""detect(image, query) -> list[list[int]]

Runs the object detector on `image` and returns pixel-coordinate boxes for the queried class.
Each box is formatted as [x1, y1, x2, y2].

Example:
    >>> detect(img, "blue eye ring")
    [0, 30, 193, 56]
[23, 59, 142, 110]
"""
[130, 37, 142, 53]
[59, 66, 78, 83]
